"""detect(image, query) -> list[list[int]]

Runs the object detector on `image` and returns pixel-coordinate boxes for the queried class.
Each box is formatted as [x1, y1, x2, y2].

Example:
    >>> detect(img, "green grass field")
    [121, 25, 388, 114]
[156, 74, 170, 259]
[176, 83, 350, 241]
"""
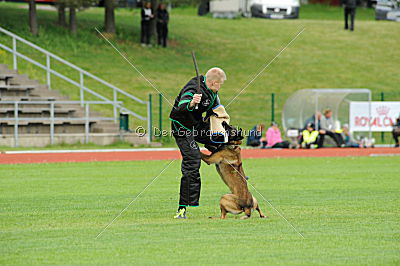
[1, 156, 399, 264]
[1, 3, 400, 138]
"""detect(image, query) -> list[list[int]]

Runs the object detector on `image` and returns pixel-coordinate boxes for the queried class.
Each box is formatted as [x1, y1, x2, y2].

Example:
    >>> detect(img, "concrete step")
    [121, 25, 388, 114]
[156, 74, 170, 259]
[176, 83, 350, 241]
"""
[0, 84, 38, 90]
[0, 64, 147, 146]
[0, 73, 18, 80]
[0, 64, 18, 74]
[92, 120, 120, 133]
[30, 90, 68, 99]
[0, 90, 31, 97]
[0, 119, 100, 134]
[0, 119, 97, 125]
[6, 73, 31, 83]
[0, 96, 66, 101]
[0, 123, 95, 134]
[0, 107, 76, 117]
[5, 75, 36, 87]
[0, 103, 73, 110]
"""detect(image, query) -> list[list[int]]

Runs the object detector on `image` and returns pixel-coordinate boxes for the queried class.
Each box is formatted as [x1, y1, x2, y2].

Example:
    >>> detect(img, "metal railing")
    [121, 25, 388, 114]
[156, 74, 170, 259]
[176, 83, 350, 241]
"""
[0, 101, 125, 146]
[0, 26, 151, 142]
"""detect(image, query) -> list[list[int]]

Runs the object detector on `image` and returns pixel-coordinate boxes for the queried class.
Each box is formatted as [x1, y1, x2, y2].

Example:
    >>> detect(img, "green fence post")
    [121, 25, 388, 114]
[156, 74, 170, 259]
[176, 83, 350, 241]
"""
[271, 93, 275, 122]
[159, 93, 163, 139]
[381, 92, 385, 143]
[149, 94, 153, 141]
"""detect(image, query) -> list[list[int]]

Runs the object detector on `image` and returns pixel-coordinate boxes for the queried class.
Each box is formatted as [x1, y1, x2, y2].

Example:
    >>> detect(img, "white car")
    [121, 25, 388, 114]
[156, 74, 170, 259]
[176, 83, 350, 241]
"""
[250, 0, 300, 19]
[209, 0, 300, 19]
[375, 0, 400, 21]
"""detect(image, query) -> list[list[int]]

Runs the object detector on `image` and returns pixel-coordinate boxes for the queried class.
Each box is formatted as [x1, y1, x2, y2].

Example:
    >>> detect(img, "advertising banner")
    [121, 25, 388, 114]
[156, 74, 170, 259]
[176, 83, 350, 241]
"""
[350, 101, 400, 132]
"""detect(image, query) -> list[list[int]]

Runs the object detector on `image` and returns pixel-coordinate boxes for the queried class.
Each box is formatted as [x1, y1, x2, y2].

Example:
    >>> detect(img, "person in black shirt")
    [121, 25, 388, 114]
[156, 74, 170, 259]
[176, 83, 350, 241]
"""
[141, 2, 154, 47]
[342, 0, 358, 31]
[170, 67, 227, 219]
[156, 3, 169, 48]
[246, 124, 265, 147]
[392, 114, 400, 148]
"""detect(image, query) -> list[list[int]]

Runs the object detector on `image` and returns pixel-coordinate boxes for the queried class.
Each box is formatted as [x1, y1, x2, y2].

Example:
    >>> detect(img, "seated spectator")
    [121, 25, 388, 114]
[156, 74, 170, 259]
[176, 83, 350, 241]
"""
[318, 108, 345, 148]
[265, 122, 290, 148]
[303, 111, 322, 130]
[301, 123, 319, 149]
[392, 114, 400, 148]
[246, 124, 265, 147]
[341, 124, 360, 148]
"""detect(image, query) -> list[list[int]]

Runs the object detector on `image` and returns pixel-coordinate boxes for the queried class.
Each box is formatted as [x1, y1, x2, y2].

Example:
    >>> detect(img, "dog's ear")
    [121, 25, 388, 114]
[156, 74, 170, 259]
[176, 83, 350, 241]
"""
[233, 127, 244, 141]
[238, 127, 243, 139]
[224, 123, 244, 142]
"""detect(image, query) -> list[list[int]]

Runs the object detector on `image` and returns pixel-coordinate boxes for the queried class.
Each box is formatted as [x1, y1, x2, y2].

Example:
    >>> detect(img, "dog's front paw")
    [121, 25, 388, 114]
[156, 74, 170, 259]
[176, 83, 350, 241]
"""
[199, 153, 211, 165]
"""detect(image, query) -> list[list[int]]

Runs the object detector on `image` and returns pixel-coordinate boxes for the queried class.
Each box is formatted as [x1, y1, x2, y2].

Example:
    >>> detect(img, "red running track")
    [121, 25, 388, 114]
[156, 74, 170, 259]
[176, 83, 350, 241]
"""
[0, 147, 399, 164]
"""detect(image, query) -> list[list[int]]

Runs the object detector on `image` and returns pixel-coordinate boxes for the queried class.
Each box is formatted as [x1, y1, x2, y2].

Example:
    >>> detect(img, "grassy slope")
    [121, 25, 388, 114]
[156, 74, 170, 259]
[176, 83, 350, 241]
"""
[0, 3, 399, 137]
[0, 156, 399, 264]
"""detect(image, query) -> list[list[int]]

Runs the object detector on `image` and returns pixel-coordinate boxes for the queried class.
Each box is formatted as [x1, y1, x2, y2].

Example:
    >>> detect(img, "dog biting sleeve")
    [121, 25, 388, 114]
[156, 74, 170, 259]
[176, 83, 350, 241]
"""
[209, 105, 230, 143]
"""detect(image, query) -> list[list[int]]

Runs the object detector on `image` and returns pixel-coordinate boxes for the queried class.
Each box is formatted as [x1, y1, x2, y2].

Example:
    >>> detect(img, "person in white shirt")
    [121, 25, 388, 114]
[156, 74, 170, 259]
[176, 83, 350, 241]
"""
[141, 2, 154, 47]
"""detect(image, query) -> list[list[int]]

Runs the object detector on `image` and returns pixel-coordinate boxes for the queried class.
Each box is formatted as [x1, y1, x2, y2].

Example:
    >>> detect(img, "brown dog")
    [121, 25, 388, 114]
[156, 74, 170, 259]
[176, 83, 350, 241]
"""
[200, 141, 266, 219]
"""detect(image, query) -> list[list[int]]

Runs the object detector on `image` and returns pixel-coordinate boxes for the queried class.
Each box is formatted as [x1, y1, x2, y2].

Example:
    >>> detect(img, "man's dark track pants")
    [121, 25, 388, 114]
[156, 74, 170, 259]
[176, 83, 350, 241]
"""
[175, 135, 201, 207]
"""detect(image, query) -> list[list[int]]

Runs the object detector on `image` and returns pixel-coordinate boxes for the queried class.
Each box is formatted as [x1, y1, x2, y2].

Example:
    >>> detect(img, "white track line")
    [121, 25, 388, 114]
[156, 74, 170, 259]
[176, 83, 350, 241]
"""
[2, 148, 179, 154]
[3, 147, 398, 155]
[369, 153, 400, 157]
[2, 147, 224, 155]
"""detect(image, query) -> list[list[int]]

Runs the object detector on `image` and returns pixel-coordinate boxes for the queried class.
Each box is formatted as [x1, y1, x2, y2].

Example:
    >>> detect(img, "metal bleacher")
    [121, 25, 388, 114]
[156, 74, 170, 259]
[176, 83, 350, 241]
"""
[0, 64, 123, 140]
[0, 26, 151, 147]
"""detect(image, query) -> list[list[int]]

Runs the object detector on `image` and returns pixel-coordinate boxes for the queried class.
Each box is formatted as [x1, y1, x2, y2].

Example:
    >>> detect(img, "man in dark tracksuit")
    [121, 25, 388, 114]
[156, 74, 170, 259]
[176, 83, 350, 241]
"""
[169, 67, 226, 219]
[342, 0, 357, 31]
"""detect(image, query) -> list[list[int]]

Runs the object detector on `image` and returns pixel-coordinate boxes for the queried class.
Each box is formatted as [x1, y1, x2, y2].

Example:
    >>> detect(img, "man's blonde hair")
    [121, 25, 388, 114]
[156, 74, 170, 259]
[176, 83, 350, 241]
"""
[206, 67, 227, 83]
[323, 108, 332, 115]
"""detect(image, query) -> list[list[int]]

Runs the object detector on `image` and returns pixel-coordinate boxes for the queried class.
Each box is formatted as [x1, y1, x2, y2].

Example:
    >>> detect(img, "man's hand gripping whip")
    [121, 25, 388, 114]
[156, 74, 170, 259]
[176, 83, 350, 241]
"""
[191, 51, 201, 110]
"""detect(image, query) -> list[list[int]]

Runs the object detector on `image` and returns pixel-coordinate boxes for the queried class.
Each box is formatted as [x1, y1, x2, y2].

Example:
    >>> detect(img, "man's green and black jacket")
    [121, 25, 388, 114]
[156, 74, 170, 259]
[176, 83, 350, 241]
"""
[169, 75, 220, 135]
